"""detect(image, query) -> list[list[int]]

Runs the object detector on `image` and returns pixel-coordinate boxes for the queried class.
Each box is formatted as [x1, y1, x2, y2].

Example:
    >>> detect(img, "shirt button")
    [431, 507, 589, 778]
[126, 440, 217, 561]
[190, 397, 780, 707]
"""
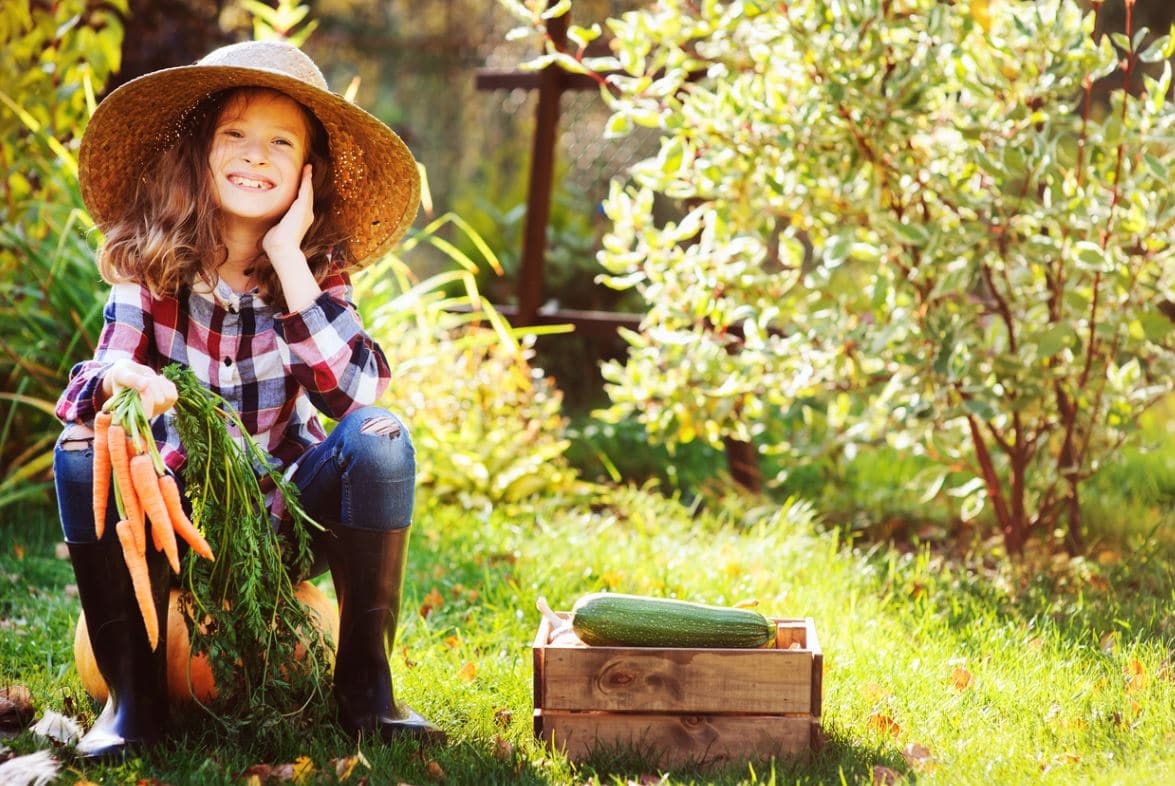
[223, 357, 232, 367]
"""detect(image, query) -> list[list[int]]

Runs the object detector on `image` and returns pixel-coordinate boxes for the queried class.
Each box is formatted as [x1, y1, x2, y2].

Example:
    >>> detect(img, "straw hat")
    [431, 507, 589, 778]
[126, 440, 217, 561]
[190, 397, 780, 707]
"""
[79, 40, 420, 269]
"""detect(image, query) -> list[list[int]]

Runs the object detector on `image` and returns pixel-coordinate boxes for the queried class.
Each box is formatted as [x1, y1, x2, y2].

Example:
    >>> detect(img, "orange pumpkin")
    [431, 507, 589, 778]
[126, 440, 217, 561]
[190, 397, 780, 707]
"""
[74, 581, 339, 704]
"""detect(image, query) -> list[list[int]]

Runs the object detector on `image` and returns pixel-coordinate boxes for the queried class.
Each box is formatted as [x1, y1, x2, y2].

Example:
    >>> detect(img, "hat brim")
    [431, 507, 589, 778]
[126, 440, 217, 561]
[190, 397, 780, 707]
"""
[79, 63, 420, 269]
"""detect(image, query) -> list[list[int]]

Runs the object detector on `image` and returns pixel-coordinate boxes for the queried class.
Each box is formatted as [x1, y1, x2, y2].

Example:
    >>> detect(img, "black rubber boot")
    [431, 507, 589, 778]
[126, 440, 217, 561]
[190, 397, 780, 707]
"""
[68, 538, 170, 759]
[323, 526, 444, 743]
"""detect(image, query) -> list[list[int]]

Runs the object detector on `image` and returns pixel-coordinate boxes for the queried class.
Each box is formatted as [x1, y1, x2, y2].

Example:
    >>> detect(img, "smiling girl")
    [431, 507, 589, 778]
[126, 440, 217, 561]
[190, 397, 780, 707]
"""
[53, 41, 440, 758]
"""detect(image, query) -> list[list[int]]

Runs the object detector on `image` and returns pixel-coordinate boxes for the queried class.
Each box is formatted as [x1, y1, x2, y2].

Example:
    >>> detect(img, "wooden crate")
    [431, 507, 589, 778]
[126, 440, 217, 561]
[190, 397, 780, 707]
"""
[533, 614, 823, 768]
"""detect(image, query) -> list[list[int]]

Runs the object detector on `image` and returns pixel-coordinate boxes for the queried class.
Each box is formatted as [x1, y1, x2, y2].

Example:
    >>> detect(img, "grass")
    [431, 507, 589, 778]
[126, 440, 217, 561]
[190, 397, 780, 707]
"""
[2, 481, 1174, 786]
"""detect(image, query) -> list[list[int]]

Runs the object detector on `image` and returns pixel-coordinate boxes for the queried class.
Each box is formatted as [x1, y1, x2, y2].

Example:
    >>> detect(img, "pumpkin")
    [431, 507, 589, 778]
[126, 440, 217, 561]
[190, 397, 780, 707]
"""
[74, 581, 339, 704]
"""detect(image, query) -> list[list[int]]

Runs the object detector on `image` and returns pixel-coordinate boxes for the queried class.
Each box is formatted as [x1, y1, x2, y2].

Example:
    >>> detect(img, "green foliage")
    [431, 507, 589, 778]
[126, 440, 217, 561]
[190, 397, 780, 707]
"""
[355, 213, 586, 510]
[0, 1, 124, 508]
[242, 0, 319, 46]
[504, 0, 1175, 554]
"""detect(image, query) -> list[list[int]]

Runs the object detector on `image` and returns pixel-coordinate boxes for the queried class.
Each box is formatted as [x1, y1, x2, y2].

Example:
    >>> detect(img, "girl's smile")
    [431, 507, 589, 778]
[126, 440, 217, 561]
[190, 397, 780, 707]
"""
[208, 90, 309, 229]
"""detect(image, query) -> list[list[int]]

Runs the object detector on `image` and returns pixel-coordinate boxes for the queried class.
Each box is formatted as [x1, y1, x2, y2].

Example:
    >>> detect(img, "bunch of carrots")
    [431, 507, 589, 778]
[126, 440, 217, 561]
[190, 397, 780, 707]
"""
[94, 387, 215, 650]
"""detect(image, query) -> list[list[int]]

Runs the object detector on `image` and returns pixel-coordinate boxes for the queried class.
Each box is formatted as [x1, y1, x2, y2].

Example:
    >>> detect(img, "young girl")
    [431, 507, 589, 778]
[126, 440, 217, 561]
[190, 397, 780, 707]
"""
[53, 40, 441, 758]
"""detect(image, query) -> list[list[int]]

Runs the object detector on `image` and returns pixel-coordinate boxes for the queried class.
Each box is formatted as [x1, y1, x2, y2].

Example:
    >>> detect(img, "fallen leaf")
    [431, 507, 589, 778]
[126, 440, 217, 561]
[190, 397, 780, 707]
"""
[950, 666, 973, 691]
[1099, 632, 1118, 653]
[872, 764, 902, 785]
[443, 636, 460, 649]
[457, 661, 477, 683]
[1126, 659, 1148, 694]
[426, 759, 445, 781]
[292, 755, 315, 783]
[419, 589, 444, 618]
[0, 685, 34, 731]
[862, 682, 892, 702]
[332, 755, 361, 782]
[241, 764, 273, 781]
[494, 708, 513, 727]
[32, 710, 81, 745]
[493, 735, 513, 761]
[867, 712, 902, 738]
[0, 751, 59, 786]
[901, 742, 936, 772]
[12, 545, 24, 560]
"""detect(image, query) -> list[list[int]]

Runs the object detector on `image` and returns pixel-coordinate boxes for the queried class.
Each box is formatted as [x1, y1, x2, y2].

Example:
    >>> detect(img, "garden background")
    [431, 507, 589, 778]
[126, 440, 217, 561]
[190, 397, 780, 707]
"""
[2, 1, 1174, 785]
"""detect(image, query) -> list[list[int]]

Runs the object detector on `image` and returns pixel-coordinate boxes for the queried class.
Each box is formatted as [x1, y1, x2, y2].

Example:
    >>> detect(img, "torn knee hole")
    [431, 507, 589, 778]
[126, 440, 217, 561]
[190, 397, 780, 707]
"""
[61, 424, 95, 450]
[359, 417, 401, 438]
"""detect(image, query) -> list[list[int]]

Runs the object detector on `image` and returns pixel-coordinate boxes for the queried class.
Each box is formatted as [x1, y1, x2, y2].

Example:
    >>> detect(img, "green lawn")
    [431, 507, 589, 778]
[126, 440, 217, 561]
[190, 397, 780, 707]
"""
[2, 485, 1173, 785]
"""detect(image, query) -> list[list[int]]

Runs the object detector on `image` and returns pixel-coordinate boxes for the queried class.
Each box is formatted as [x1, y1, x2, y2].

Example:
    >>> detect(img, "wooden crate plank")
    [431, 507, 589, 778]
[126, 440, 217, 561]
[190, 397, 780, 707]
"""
[533, 617, 551, 710]
[537, 710, 814, 767]
[539, 646, 814, 714]
[774, 621, 808, 649]
[805, 618, 823, 718]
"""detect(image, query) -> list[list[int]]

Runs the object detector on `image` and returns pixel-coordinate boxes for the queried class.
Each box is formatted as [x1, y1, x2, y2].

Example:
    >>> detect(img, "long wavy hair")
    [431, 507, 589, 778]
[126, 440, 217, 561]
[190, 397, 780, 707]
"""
[96, 87, 345, 312]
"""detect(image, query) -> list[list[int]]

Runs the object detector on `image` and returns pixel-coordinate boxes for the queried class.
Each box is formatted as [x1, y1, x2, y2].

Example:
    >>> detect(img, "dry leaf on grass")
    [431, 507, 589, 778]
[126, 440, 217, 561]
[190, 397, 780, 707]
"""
[492, 735, 514, 761]
[493, 708, 513, 727]
[1126, 659, 1148, 693]
[872, 764, 903, 785]
[332, 753, 367, 781]
[950, 666, 973, 691]
[426, 759, 445, 781]
[0, 750, 59, 786]
[901, 742, 937, 772]
[867, 712, 902, 737]
[457, 662, 477, 683]
[419, 589, 444, 619]
[0, 685, 34, 731]
[31, 711, 81, 745]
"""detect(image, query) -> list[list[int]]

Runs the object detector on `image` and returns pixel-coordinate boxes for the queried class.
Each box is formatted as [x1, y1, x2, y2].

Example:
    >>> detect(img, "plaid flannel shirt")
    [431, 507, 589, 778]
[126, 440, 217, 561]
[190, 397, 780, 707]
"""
[55, 271, 391, 482]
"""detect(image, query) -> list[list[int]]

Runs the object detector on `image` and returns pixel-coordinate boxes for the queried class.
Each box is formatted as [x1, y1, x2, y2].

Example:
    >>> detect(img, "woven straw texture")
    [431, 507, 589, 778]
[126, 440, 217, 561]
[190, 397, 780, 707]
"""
[79, 41, 420, 269]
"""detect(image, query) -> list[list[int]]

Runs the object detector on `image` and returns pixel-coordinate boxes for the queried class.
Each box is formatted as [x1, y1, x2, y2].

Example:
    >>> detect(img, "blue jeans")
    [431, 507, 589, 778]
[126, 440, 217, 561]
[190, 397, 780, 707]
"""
[54, 406, 416, 570]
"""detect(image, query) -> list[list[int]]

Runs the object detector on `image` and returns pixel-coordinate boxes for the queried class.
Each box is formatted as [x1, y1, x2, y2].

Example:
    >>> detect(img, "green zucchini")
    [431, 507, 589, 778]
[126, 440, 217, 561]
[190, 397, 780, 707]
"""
[568, 592, 776, 648]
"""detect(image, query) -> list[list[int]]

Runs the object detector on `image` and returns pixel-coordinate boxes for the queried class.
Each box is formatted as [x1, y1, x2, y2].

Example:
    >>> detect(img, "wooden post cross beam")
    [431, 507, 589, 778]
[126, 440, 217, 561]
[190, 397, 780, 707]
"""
[475, 6, 643, 338]
[474, 3, 762, 493]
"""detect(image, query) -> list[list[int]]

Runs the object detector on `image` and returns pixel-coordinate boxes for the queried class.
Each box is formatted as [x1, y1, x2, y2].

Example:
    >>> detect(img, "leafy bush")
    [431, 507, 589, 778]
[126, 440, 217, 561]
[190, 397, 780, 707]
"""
[356, 213, 585, 510]
[505, 0, 1175, 555]
[0, 1, 124, 508]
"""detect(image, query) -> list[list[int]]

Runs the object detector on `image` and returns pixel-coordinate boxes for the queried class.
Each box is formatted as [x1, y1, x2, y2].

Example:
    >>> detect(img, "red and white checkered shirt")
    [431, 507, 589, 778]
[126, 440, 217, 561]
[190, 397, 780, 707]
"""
[55, 270, 391, 478]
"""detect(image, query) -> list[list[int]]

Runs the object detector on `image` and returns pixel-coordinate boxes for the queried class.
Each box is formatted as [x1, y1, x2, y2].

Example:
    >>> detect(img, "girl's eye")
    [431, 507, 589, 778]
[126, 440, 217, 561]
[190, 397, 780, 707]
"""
[273, 138, 292, 147]
[221, 129, 243, 139]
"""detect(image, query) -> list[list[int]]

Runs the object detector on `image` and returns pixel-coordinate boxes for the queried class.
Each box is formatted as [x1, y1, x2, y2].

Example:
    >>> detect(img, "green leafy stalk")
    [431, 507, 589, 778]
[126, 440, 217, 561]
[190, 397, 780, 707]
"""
[162, 363, 331, 735]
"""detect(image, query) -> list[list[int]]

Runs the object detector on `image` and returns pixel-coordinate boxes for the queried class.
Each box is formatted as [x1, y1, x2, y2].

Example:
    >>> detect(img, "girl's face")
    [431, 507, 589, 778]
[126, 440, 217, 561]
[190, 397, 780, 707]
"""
[208, 90, 310, 230]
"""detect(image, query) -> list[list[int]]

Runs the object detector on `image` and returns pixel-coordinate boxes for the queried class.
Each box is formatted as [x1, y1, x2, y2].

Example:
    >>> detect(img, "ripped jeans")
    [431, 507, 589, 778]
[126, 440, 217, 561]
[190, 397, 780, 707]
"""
[54, 406, 416, 574]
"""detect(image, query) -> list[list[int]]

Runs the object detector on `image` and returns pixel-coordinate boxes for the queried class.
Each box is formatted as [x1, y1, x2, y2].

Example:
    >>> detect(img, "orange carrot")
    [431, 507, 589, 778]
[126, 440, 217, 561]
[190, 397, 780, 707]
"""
[158, 475, 215, 562]
[92, 412, 113, 540]
[108, 425, 145, 555]
[115, 519, 159, 650]
[130, 454, 180, 574]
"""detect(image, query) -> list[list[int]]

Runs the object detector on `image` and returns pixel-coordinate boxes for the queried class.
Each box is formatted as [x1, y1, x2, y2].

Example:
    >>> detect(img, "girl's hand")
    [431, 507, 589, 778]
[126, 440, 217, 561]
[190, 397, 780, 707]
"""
[262, 164, 314, 265]
[102, 360, 178, 420]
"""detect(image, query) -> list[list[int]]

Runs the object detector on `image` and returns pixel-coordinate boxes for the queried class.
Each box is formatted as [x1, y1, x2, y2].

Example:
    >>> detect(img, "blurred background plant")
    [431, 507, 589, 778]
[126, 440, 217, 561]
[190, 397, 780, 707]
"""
[503, 0, 1175, 556]
[355, 213, 587, 512]
[0, 0, 124, 507]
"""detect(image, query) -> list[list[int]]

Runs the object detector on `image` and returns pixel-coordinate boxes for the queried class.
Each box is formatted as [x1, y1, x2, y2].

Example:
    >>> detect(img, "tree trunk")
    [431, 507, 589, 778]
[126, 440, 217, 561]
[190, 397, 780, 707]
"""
[723, 438, 762, 494]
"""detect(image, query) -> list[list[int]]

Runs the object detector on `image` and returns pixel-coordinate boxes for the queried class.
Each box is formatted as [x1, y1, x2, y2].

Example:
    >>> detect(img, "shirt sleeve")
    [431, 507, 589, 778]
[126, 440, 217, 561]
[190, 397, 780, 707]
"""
[272, 270, 391, 419]
[55, 283, 155, 426]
